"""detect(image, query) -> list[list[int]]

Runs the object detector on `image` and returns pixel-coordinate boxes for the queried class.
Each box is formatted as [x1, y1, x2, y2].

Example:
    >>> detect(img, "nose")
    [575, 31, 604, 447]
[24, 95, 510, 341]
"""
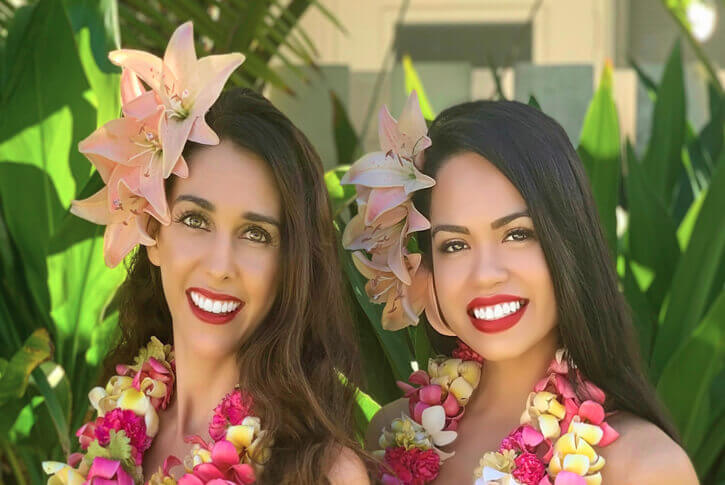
[204, 232, 236, 281]
[470, 242, 508, 289]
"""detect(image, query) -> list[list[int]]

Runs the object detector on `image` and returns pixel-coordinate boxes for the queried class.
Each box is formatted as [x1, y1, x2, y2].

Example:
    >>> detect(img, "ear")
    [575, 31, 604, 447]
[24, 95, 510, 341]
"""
[146, 242, 161, 267]
[145, 218, 162, 267]
[424, 271, 456, 337]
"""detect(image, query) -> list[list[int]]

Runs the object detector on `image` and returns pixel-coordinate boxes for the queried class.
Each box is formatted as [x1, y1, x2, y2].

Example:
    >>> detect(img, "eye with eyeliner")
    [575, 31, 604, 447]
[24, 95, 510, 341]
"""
[439, 239, 468, 253]
[504, 227, 536, 242]
[173, 209, 276, 245]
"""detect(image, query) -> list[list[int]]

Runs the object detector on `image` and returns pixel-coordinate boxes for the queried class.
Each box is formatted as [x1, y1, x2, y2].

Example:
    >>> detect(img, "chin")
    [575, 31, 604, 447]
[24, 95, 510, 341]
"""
[175, 321, 243, 358]
[456, 322, 549, 363]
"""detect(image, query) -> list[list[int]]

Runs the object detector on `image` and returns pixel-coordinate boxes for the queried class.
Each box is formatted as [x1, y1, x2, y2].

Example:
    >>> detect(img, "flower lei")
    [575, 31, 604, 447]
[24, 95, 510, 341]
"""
[42, 337, 272, 485]
[377, 341, 619, 485]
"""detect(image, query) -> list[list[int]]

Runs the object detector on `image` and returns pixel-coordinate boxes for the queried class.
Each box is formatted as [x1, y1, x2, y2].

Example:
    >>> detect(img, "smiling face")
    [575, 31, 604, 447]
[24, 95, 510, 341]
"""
[147, 139, 282, 359]
[429, 151, 558, 361]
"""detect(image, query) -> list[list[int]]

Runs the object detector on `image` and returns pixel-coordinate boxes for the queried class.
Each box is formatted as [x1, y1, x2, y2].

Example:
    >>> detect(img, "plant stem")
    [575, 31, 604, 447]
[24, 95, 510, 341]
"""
[1, 441, 27, 485]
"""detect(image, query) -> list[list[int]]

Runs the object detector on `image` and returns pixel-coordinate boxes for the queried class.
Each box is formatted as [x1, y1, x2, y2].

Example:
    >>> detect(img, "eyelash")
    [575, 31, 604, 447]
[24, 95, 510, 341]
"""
[438, 228, 535, 253]
[173, 210, 274, 244]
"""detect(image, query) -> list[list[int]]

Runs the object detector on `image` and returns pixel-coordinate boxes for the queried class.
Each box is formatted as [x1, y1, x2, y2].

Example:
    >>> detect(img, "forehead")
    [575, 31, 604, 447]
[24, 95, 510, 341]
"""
[430, 151, 527, 223]
[171, 139, 281, 217]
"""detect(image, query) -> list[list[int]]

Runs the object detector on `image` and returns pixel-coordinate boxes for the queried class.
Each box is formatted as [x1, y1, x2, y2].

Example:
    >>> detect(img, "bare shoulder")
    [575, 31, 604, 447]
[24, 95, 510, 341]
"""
[600, 412, 698, 484]
[364, 397, 409, 451]
[327, 446, 370, 485]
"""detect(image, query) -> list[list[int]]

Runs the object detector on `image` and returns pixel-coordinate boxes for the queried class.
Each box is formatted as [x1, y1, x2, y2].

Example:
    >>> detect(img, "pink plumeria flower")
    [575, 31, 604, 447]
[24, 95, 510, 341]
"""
[84, 457, 134, 485]
[178, 439, 256, 485]
[109, 22, 244, 178]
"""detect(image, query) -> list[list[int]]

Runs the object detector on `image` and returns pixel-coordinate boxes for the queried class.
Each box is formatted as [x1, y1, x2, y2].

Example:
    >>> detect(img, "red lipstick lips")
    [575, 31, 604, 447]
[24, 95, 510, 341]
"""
[186, 287, 244, 325]
[467, 294, 528, 334]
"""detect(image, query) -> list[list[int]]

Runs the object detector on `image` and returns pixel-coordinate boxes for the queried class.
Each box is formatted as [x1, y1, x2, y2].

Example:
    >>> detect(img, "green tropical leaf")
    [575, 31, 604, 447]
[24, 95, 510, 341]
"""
[325, 166, 357, 218]
[577, 61, 620, 257]
[402, 55, 436, 121]
[339, 241, 414, 383]
[656, 290, 725, 453]
[642, 41, 686, 207]
[0, 329, 51, 406]
[624, 141, 680, 313]
[651, 151, 725, 378]
[31, 361, 71, 455]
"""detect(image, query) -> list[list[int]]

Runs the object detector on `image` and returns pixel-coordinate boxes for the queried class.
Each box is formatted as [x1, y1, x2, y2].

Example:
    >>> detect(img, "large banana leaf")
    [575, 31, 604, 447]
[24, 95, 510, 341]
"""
[656, 290, 725, 457]
[577, 61, 620, 258]
[641, 41, 686, 208]
[651, 151, 725, 378]
[0, 0, 125, 465]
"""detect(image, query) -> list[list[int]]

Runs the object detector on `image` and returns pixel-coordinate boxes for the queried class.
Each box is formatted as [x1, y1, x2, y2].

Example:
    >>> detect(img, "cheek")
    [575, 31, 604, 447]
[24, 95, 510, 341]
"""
[237, 247, 280, 309]
[431, 252, 471, 313]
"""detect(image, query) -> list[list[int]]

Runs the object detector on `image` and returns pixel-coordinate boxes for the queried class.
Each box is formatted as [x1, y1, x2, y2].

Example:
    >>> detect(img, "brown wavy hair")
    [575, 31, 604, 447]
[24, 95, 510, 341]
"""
[101, 88, 366, 483]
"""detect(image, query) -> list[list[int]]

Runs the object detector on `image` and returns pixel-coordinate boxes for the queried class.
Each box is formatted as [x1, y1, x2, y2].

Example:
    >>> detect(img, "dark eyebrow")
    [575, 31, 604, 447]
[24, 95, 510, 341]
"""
[431, 210, 530, 237]
[243, 211, 280, 228]
[431, 224, 470, 238]
[175, 194, 214, 211]
[491, 210, 530, 229]
[174, 195, 280, 228]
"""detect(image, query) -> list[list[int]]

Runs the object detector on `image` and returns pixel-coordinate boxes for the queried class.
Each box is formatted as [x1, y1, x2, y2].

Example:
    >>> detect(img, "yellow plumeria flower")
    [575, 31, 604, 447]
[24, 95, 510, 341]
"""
[548, 426, 606, 485]
[520, 391, 566, 439]
[42, 462, 85, 485]
[428, 357, 481, 405]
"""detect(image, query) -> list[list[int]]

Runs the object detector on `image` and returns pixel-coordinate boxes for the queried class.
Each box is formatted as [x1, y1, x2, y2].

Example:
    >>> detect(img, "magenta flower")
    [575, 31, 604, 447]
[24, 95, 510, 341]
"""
[84, 457, 134, 485]
[208, 390, 254, 442]
[380, 446, 440, 485]
[93, 409, 151, 465]
[178, 439, 255, 485]
[451, 340, 484, 364]
[511, 452, 547, 485]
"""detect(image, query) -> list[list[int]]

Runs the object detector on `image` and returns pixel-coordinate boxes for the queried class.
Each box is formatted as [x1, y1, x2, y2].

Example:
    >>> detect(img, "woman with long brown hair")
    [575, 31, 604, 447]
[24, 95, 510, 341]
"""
[43, 22, 368, 485]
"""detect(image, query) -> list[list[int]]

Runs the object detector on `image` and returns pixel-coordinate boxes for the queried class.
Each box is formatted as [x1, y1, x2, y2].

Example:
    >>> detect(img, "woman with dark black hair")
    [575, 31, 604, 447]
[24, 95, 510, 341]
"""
[357, 98, 697, 484]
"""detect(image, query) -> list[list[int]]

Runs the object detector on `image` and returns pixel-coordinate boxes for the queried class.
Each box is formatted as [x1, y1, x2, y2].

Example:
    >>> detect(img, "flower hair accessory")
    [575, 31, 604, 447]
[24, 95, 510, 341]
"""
[71, 22, 245, 268]
[341, 91, 440, 330]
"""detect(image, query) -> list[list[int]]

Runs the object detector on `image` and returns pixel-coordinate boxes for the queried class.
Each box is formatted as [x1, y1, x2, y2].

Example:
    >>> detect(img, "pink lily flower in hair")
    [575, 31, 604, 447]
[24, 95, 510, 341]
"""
[352, 251, 429, 330]
[78, 110, 188, 224]
[70, 180, 163, 268]
[340, 91, 434, 221]
[378, 90, 432, 162]
[109, 22, 245, 178]
[120, 68, 161, 121]
[344, 200, 430, 285]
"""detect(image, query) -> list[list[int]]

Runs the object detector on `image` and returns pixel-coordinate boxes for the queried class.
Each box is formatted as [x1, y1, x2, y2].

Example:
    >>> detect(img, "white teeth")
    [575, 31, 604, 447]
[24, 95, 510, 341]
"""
[472, 300, 524, 321]
[190, 291, 240, 314]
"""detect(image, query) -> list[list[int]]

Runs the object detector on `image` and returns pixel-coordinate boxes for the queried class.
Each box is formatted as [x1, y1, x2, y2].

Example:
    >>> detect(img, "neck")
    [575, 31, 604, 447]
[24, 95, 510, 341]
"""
[468, 329, 559, 418]
[166, 333, 240, 441]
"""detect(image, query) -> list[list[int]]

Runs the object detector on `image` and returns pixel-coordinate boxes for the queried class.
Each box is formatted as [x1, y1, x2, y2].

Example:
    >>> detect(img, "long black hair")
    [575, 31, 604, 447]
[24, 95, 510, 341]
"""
[413, 100, 679, 441]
